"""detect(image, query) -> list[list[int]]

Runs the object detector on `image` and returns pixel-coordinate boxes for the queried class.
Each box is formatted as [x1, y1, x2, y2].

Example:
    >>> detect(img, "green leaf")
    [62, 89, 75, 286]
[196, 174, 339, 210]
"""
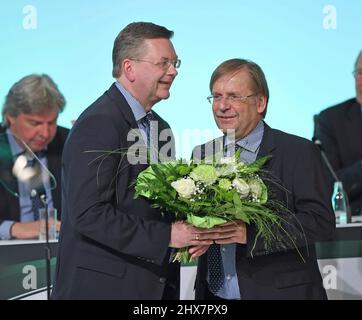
[187, 213, 226, 228]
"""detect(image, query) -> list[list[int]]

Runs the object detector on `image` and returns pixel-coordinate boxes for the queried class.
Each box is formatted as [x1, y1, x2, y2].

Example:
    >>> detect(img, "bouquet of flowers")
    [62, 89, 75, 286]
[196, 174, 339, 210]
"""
[133, 150, 303, 264]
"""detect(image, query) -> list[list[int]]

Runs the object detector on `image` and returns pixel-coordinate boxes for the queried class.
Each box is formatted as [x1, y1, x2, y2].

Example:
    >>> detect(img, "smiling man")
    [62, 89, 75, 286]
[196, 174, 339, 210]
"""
[52, 22, 210, 300]
[192, 58, 335, 300]
[0, 74, 68, 239]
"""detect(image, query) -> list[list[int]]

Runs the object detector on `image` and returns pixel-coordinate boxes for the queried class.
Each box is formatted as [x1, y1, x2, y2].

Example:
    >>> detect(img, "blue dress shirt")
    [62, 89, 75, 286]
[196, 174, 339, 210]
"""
[208, 120, 265, 299]
[0, 129, 54, 240]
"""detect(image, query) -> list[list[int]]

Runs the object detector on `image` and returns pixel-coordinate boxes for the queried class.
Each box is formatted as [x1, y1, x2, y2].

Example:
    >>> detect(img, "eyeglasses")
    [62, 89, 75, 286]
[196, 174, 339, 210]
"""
[131, 58, 181, 70]
[207, 94, 256, 104]
[352, 69, 362, 78]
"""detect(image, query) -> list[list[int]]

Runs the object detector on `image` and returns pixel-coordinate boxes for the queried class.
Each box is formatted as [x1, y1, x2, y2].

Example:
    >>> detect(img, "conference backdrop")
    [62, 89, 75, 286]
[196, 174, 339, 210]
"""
[1, 0, 361, 158]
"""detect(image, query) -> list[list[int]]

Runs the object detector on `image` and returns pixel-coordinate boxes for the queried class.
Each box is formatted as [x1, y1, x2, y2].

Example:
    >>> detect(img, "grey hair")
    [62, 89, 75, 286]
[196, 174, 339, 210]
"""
[112, 22, 174, 78]
[209, 58, 269, 118]
[2, 74, 65, 127]
[354, 50, 362, 70]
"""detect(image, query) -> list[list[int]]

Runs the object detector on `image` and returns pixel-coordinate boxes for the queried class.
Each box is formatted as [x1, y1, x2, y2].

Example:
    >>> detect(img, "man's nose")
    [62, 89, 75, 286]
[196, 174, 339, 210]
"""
[39, 125, 51, 138]
[167, 64, 178, 77]
[219, 97, 232, 111]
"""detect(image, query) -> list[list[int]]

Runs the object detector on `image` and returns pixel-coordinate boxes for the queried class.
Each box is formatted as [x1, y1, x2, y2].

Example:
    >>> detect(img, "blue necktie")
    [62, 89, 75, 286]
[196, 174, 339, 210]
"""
[208, 243, 224, 294]
[207, 140, 241, 294]
[141, 112, 154, 147]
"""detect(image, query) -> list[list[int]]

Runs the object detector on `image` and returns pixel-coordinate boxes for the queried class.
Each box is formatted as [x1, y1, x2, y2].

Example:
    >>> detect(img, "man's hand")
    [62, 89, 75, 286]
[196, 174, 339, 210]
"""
[10, 220, 61, 239]
[10, 221, 41, 239]
[213, 221, 247, 244]
[169, 221, 213, 248]
[188, 245, 210, 259]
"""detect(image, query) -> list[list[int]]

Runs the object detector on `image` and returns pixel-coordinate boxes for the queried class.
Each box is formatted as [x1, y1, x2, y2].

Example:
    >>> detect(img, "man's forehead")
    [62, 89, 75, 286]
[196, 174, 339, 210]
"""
[213, 70, 252, 91]
[21, 110, 58, 121]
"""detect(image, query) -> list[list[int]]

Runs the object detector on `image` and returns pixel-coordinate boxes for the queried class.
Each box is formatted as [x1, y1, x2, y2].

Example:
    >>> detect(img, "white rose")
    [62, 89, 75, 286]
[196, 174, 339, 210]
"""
[232, 178, 250, 198]
[171, 178, 196, 198]
[249, 179, 262, 199]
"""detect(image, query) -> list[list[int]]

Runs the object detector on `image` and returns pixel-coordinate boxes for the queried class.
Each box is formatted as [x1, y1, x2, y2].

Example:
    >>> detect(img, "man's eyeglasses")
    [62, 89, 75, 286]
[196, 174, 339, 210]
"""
[352, 69, 362, 78]
[207, 94, 256, 104]
[131, 58, 181, 70]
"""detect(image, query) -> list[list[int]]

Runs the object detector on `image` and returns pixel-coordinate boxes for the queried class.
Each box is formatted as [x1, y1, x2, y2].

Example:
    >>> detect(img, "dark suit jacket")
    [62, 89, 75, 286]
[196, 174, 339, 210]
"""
[52, 83, 179, 300]
[314, 98, 362, 215]
[0, 125, 69, 225]
[194, 123, 335, 300]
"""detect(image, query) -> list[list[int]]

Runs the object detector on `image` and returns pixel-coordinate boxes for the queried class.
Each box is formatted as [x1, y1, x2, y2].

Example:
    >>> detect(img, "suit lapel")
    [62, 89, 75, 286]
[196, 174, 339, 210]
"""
[257, 122, 276, 161]
[0, 129, 21, 220]
[47, 134, 62, 212]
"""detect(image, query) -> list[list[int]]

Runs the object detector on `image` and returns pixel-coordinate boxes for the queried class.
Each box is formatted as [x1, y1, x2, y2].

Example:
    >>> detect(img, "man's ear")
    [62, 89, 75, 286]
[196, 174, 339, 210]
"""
[5, 113, 14, 127]
[122, 59, 136, 82]
[256, 95, 267, 115]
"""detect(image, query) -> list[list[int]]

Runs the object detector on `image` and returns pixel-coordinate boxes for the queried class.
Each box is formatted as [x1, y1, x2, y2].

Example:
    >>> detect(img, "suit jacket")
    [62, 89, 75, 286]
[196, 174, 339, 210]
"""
[51, 83, 179, 300]
[0, 125, 69, 225]
[194, 123, 336, 300]
[314, 98, 362, 215]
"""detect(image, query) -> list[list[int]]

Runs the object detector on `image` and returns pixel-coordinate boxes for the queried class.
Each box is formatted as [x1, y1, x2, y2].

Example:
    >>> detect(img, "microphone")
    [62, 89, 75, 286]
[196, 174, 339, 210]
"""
[313, 114, 340, 182]
[312, 137, 339, 182]
[313, 114, 351, 223]
[31, 188, 48, 205]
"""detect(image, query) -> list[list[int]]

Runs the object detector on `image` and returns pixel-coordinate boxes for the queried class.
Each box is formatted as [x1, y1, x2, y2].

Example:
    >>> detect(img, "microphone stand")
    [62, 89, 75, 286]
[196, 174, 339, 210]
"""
[313, 139, 352, 223]
[40, 193, 52, 300]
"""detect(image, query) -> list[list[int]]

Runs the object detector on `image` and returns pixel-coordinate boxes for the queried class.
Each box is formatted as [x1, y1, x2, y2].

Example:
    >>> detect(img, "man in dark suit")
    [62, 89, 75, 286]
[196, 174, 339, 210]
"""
[0, 74, 68, 239]
[51, 22, 211, 300]
[191, 59, 335, 300]
[314, 50, 362, 217]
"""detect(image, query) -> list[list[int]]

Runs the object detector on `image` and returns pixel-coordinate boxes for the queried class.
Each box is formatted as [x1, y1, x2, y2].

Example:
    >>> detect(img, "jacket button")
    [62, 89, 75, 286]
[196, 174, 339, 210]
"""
[159, 277, 166, 284]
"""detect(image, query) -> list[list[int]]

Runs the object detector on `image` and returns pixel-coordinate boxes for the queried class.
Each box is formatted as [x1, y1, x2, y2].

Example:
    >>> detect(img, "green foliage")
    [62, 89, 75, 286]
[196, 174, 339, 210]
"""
[134, 154, 302, 263]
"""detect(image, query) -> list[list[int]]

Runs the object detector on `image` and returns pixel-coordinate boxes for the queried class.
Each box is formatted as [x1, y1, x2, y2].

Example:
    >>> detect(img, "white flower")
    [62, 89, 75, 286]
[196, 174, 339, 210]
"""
[232, 178, 250, 198]
[249, 178, 262, 200]
[216, 157, 238, 177]
[220, 157, 236, 165]
[171, 178, 197, 198]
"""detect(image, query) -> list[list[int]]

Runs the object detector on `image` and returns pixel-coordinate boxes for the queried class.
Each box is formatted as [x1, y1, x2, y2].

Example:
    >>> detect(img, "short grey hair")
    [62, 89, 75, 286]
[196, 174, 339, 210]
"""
[112, 22, 174, 78]
[2, 74, 65, 127]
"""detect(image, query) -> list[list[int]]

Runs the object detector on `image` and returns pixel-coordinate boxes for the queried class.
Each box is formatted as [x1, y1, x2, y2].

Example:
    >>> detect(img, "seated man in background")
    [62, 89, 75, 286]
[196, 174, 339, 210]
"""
[314, 50, 362, 217]
[0, 74, 69, 239]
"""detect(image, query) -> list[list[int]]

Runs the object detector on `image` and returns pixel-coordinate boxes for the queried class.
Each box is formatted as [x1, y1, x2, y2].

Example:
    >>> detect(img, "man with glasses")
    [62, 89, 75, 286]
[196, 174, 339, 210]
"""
[314, 50, 362, 218]
[0, 74, 67, 240]
[191, 58, 335, 300]
[52, 22, 211, 300]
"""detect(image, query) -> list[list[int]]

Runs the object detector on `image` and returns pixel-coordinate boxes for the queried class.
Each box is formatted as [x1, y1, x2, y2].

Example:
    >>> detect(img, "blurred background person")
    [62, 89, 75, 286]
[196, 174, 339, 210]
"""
[314, 50, 362, 218]
[0, 74, 68, 239]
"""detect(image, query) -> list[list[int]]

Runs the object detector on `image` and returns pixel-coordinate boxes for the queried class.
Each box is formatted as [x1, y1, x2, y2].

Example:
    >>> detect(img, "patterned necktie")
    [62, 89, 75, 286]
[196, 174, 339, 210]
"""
[26, 155, 46, 221]
[207, 243, 224, 294]
[207, 139, 239, 294]
[141, 112, 154, 147]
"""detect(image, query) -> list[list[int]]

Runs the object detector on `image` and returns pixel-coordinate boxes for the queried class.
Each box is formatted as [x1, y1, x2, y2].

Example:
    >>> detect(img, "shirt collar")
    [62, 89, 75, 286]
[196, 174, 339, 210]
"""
[115, 81, 150, 122]
[224, 120, 264, 153]
[6, 128, 25, 158]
